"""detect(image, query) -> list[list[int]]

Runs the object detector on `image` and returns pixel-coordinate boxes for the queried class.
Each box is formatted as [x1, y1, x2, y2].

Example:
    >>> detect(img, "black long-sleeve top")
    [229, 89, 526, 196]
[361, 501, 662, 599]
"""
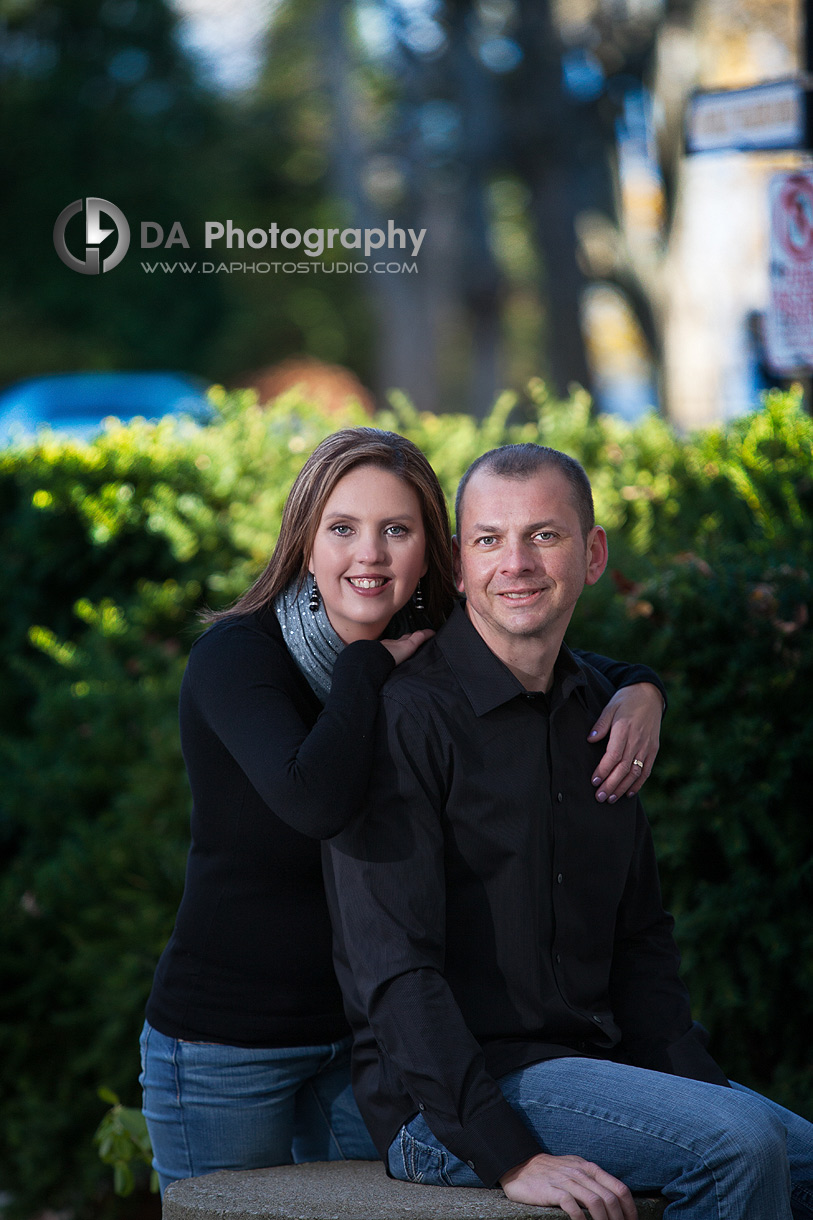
[147, 600, 668, 1050]
[146, 604, 395, 1046]
[325, 604, 727, 1187]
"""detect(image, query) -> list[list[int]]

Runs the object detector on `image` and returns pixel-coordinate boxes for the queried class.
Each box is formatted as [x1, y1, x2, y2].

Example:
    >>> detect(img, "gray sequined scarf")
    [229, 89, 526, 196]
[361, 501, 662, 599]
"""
[273, 575, 426, 703]
[273, 574, 343, 704]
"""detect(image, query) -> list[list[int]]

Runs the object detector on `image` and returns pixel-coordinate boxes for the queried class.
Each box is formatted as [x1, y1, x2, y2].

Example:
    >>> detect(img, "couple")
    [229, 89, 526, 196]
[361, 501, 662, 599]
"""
[141, 428, 813, 1219]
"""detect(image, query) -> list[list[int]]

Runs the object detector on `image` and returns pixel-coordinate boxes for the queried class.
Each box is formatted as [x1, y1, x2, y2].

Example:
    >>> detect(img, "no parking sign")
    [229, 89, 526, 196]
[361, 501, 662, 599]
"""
[765, 170, 813, 371]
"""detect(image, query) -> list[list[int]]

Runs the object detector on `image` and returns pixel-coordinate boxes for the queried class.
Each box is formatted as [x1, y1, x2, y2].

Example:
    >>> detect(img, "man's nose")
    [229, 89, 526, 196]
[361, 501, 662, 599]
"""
[501, 539, 536, 573]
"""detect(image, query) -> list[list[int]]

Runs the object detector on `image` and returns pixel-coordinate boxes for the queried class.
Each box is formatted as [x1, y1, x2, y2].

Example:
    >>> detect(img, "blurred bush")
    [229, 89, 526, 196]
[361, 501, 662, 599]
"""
[0, 386, 810, 1215]
[93, 1088, 158, 1198]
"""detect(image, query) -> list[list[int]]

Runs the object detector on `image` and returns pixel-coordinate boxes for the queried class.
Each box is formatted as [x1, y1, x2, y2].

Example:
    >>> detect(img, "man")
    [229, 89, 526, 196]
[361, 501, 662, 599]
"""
[325, 444, 813, 1220]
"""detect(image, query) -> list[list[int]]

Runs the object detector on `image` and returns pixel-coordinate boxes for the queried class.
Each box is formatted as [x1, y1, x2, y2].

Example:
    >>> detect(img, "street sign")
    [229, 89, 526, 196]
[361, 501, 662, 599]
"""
[764, 170, 813, 372]
[685, 78, 810, 154]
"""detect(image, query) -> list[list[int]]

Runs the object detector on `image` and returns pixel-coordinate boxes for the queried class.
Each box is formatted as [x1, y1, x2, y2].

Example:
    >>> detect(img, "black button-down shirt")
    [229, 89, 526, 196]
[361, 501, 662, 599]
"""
[325, 604, 726, 1188]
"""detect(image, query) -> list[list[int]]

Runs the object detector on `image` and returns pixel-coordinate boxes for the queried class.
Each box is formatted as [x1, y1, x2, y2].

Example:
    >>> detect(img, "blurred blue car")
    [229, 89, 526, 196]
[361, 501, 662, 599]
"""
[0, 371, 216, 445]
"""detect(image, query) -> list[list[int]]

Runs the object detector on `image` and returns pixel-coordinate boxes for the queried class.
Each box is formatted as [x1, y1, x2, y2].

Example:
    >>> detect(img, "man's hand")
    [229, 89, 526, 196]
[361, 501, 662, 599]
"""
[380, 629, 435, 666]
[588, 682, 663, 803]
[500, 1152, 637, 1220]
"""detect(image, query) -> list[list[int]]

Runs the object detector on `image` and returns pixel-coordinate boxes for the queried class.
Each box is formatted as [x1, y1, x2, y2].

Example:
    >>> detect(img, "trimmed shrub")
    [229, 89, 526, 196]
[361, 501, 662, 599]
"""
[572, 550, 813, 1112]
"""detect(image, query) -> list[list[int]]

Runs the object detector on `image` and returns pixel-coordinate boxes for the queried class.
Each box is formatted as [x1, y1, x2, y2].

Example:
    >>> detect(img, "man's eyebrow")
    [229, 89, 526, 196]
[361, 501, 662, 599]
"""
[468, 519, 561, 533]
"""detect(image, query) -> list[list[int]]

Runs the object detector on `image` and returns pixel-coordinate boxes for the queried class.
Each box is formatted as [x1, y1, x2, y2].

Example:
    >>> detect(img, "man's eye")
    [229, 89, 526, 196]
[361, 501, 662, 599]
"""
[476, 536, 497, 546]
[534, 532, 555, 542]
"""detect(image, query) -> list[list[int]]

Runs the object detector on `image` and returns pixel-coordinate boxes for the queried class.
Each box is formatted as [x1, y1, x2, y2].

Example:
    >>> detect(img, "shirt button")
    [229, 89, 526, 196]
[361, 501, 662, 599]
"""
[557, 873, 563, 884]
[593, 1015, 603, 1025]
[467, 1161, 476, 1170]
[418, 1103, 425, 1110]
[557, 792, 563, 802]
[555, 953, 561, 963]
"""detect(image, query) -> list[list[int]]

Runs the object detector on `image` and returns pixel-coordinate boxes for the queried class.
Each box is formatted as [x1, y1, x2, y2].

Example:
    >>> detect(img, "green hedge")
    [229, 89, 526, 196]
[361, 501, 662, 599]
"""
[0, 387, 811, 1215]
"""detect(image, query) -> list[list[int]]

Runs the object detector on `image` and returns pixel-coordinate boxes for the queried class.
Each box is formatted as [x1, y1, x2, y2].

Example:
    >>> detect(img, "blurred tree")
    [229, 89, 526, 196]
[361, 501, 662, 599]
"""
[4, 0, 797, 412]
[198, 0, 377, 384]
[259, 0, 799, 421]
[255, 0, 659, 414]
[244, 0, 439, 408]
[0, 0, 376, 389]
[506, 0, 595, 394]
[0, 0, 227, 380]
[567, 0, 802, 422]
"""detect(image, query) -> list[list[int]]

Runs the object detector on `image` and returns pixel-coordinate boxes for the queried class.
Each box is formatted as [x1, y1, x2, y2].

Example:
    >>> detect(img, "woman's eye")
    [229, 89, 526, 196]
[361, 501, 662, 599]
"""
[331, 524, 352, 536]
[385, 525, 407, 537]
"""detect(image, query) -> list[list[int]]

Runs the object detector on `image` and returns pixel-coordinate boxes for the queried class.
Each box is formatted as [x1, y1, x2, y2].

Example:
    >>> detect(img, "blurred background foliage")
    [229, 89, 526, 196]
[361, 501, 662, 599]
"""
[0, 387, 810, 1216]
[2, 0, 803, 421]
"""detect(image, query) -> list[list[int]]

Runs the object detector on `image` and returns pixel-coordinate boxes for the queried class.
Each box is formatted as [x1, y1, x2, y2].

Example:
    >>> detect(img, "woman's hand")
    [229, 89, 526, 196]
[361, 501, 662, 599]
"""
[587, 682, 664, 803]
[380, 629, 435, 666]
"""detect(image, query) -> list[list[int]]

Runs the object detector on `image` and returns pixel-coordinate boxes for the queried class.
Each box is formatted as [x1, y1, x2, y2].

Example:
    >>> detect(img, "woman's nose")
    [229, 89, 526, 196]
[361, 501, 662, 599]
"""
[353, 529, 388, 564]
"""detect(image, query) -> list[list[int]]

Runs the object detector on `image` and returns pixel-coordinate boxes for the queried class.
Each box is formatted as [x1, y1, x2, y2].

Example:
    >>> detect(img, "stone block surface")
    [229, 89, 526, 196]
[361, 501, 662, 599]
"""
[163, 1160, 665, 1220]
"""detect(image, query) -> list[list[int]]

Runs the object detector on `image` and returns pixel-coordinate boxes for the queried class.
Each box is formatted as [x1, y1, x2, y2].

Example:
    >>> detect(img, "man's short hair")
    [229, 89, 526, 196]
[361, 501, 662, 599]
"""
[455, 444, 595, 540]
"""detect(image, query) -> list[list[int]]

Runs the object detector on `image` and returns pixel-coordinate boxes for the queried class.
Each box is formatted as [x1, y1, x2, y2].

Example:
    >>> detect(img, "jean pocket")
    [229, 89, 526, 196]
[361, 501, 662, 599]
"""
[397, 1126, 455, 1187]
[139, 1021, 152, 1081]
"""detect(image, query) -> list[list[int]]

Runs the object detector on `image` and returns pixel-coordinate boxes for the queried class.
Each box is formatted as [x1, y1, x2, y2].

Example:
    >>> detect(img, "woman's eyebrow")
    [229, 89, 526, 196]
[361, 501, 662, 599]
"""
[322, 510, 419, 521]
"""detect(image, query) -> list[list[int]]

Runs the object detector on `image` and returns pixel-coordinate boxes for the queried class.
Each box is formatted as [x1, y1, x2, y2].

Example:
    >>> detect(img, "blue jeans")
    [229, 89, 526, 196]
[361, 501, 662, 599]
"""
[140, 1021, 376, 1195]
[388, 1057, 813, 1219]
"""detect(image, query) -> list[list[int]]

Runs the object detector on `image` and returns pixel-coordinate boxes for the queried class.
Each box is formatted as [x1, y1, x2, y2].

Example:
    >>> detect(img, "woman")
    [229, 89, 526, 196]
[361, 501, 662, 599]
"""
[140, 428, 664, 1193]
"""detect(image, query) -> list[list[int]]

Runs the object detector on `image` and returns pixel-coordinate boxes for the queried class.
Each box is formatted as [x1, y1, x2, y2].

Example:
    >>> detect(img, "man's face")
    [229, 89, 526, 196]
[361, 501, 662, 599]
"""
[454, 467, 607, 653]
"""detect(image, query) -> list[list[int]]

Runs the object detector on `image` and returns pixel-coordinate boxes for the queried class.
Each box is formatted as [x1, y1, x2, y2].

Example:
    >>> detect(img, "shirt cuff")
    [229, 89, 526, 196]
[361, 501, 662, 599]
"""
[618, 666, 667, 715]
[435, 1095, 542, 1188]
[334, 639, 397, 686]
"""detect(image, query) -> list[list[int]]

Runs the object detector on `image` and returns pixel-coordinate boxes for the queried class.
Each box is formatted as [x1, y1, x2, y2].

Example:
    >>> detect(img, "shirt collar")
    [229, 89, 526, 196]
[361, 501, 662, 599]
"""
[436, 601, 589, 717]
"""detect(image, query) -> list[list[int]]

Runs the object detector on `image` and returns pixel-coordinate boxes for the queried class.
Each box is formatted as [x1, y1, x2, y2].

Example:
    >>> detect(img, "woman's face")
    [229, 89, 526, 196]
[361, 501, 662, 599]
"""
[308, 464, 428, 644]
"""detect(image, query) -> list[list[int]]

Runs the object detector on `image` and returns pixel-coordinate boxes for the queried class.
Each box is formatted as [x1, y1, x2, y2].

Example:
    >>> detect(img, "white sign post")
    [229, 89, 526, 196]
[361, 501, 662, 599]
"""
[764, 170, 813, 373]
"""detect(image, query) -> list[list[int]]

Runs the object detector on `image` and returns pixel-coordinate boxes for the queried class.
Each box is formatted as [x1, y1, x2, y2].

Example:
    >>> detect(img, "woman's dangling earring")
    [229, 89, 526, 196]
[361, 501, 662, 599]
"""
[309, 577, 321, 614]
[413, 579, 425, 612]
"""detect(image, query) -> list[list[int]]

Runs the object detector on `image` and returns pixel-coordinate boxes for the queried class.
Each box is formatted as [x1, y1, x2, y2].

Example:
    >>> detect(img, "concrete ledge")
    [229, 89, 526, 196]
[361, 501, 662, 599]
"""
[162, 1160, 665, 1220]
